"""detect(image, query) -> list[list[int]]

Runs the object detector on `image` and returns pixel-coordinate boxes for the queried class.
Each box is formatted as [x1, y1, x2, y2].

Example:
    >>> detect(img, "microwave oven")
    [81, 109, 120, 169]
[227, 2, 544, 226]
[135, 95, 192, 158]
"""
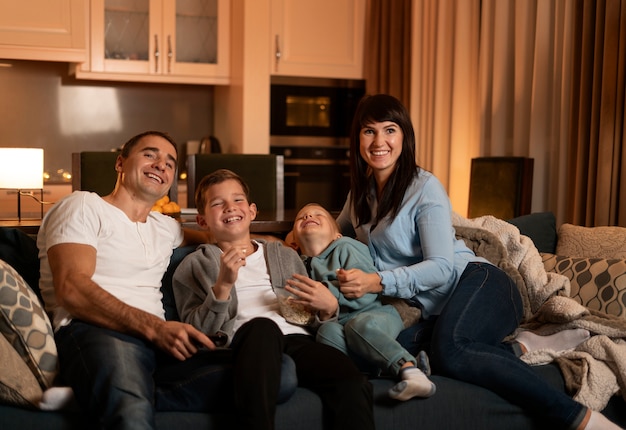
[270, 76, 366, 147]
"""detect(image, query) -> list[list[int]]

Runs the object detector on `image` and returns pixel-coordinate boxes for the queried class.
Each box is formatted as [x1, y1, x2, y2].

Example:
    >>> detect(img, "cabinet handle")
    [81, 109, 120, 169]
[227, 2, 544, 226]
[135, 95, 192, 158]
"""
[154, 34, 160, 73]
[167, 35, 173, 74]
[274, 35, 281, 67]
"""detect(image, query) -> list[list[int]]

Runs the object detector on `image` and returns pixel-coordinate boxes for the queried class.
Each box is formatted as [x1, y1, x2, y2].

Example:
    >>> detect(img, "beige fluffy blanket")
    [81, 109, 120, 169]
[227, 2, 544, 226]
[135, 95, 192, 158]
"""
[451, 212, 626, 411]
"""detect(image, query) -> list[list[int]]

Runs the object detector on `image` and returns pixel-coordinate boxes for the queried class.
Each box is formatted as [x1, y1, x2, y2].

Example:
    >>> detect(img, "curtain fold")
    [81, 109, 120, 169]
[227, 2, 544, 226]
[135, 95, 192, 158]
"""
[568, 0, 626, 226]
[406, 0, 624, 225]
[363, 0, 412, 107]
[409, 0, 483, 212]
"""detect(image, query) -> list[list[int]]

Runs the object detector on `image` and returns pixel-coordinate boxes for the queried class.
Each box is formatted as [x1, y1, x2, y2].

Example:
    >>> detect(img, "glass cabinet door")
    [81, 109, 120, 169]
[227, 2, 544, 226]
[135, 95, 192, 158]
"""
[166, 0, 228, 79]
[89, 0, 155, 74]
[104, 0, 150, 62]
[175, 0, 217, 65]
[85, 0, 229, 83]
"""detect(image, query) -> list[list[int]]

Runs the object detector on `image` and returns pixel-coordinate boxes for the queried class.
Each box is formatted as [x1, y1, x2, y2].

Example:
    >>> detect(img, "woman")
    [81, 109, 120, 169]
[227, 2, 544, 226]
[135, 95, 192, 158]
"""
[334, 94, 618, 430]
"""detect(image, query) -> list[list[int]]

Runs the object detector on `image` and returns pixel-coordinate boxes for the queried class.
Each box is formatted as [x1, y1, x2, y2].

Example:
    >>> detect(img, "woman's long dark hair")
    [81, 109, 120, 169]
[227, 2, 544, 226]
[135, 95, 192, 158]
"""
[349, 94, 420, 227]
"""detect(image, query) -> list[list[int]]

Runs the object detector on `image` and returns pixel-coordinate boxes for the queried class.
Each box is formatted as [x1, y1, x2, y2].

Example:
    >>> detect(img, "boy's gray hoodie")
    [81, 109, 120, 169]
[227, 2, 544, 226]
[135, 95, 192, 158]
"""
[173, 239, 308, 345]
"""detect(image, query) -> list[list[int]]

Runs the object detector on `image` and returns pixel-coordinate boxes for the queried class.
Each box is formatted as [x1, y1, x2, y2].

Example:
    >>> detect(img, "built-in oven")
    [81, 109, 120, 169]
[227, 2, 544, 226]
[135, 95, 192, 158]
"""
[270, 146, 350, 212]
[270, 76, 365, 147]
[270, 76, 363, 212]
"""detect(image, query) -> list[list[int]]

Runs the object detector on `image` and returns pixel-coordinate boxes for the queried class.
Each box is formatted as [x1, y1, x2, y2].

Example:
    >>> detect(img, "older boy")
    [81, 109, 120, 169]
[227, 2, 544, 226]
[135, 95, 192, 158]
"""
[172, 169, 374, 430]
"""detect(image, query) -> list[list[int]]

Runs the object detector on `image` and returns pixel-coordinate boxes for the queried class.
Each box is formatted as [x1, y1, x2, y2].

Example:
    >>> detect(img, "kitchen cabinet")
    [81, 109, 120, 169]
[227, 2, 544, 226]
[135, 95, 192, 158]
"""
[270, 0, 364, 79]
[0, 0, 87, 62]
[74, 0, 229, 85]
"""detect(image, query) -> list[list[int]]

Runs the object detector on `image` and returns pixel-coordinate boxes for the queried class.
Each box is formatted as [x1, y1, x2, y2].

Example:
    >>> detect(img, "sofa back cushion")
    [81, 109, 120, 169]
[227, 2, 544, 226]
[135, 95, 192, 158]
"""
[0, 228, 40, 302]
[161, 245, 197, 321]
[507, 212, 557, 254]
[556, 223, 626, 259]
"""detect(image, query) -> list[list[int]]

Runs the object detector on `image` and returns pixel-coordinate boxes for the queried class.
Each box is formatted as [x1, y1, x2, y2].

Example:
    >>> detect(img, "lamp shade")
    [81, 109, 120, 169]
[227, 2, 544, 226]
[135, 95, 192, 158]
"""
[0, 148, 44, 189]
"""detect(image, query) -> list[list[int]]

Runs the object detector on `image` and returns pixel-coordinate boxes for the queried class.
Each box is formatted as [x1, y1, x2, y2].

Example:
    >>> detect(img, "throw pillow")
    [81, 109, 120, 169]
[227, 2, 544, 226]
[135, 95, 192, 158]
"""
[0, 333, 42, 408]
[0, 259, 58, 390]
[556, 223, 626, 259]
[507, 212, 557, 254]
[541, 253, 626, 319]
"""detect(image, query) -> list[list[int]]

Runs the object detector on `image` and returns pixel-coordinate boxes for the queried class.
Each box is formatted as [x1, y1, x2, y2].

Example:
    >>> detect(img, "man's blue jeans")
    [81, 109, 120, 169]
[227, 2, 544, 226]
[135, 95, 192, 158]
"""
[397, 262, 586, 429]
[54, 320, 295, 430]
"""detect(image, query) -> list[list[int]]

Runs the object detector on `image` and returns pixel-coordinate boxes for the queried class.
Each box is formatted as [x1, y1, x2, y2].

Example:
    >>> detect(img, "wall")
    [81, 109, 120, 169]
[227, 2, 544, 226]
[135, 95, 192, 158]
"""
[0, 59, 215, 183]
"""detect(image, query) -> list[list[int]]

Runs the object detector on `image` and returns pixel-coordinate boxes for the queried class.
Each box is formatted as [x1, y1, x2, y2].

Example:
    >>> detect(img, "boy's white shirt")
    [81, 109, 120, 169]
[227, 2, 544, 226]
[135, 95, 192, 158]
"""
[232, 242, 309, 336]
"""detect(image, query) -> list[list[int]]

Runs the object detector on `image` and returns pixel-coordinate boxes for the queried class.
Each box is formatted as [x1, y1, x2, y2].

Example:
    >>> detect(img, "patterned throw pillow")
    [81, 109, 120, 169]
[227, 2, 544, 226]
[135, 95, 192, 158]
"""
[556, 223, 626, 259]
[541, 253, 626, 318]
[0, 259, 58, 389]
[0, 333, 42, 408]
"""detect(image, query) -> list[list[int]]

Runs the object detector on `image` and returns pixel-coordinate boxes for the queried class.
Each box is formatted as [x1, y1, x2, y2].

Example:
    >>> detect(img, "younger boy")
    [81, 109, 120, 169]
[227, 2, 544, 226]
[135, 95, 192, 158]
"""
[291, 203, 436, 401]
[172, 170, 374, 430]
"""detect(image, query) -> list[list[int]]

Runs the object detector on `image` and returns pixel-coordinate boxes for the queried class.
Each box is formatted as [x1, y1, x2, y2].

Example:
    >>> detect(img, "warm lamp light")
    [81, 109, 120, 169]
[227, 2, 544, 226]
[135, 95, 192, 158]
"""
[0, 148, 44, 221]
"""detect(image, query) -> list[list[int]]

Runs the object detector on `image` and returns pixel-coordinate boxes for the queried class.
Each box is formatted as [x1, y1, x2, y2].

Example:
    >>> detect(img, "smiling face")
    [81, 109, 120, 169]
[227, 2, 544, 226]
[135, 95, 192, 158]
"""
[196, 178, 257, 242]
[116, 134, 178, 202]
[359, 120, 404, 185]
[293, 203, 341, 257]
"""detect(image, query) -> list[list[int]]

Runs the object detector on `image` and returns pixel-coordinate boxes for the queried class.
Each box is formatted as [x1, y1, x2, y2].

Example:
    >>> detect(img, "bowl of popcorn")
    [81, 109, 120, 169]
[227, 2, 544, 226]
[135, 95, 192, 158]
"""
[275, 286, 315, 326]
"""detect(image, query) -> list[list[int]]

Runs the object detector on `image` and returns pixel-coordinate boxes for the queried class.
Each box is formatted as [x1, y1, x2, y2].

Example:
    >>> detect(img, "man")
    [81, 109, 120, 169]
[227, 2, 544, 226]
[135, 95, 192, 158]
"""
[38, 131, 216, 429]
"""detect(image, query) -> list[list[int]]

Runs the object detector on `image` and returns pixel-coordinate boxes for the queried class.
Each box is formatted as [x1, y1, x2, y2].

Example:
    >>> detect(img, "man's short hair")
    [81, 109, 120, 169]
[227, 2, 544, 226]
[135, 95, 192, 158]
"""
[120, 131, 178, 158]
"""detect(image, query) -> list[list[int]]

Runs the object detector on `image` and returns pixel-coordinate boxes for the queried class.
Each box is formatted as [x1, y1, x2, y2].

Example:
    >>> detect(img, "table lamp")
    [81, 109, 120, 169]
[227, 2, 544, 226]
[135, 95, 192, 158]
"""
[0, 148, 44, 221]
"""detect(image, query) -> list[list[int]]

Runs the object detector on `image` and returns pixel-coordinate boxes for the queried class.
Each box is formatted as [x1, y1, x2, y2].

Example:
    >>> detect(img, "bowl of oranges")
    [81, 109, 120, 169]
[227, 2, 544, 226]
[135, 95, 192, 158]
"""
[152, 195, 181, 217]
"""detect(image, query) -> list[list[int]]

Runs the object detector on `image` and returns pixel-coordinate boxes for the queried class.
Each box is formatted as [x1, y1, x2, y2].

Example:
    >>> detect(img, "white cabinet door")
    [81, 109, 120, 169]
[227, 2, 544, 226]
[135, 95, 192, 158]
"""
[75, 0, 229, 84]
[0, 0, 87, 62]
[271, 0, 364, 79]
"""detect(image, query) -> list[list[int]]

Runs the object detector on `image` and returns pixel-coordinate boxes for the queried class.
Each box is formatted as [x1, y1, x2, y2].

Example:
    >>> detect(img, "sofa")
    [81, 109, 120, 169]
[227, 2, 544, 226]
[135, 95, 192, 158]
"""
[1, 212, 625, 430]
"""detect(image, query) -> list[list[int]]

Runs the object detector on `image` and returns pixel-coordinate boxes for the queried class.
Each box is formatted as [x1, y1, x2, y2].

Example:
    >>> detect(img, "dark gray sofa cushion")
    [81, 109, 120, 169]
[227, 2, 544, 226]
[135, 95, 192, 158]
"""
[507, 212, 557, 254]
[0, 228, 40, 302]
[5, 364, 625, 430]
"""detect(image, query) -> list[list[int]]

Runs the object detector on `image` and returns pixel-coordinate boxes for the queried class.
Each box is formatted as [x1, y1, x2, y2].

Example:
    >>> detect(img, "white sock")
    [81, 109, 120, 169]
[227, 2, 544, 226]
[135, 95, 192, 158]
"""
[516, 329, 590, 353]
[39, 386, 75, 411]
[388, 367, 436, 401]
[582, 410, 622, 430]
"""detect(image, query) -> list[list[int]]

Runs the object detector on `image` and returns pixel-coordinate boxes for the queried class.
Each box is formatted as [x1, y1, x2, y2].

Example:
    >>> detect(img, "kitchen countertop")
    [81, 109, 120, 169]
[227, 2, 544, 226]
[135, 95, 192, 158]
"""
[0, 209, 296, 238]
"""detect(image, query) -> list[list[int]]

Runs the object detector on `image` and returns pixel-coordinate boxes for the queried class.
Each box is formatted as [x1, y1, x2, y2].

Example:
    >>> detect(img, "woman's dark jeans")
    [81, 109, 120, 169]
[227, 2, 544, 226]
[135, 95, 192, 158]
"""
[397, 262, 586, 429]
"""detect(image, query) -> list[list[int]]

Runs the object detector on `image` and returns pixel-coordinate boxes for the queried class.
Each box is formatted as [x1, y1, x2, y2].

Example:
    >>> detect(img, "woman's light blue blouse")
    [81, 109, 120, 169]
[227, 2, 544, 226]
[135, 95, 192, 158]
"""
[336, 170, 487, 319]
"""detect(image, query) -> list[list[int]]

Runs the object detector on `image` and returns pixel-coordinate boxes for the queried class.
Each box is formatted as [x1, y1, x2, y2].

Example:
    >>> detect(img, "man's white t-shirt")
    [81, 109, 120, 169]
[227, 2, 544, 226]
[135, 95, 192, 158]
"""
[37, 191, 184, 330]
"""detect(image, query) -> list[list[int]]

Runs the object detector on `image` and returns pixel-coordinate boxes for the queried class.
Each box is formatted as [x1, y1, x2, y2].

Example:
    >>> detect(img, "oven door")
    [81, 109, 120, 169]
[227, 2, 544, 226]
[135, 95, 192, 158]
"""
[272, 146, 351, 212]
[271, 84, 339, 137]
[284, 161, 350, 212]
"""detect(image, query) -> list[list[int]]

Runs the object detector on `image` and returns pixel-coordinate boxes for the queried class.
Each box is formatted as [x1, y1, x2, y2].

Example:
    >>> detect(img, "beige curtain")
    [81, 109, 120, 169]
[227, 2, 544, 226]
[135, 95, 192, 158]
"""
[363, 0, 412, 107]
[410, 0, 481, 215]
[409, 0, 625, 226]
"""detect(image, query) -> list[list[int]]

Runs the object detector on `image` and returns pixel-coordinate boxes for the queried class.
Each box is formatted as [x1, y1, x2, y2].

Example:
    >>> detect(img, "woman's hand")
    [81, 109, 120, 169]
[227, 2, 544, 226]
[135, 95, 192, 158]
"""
[337, 268, 383, 298]
[286, 274, 339, 320]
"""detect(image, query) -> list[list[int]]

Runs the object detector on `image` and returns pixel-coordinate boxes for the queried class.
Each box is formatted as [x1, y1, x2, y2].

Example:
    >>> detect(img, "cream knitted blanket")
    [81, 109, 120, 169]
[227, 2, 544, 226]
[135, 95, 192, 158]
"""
[451, 212, 626, 411]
